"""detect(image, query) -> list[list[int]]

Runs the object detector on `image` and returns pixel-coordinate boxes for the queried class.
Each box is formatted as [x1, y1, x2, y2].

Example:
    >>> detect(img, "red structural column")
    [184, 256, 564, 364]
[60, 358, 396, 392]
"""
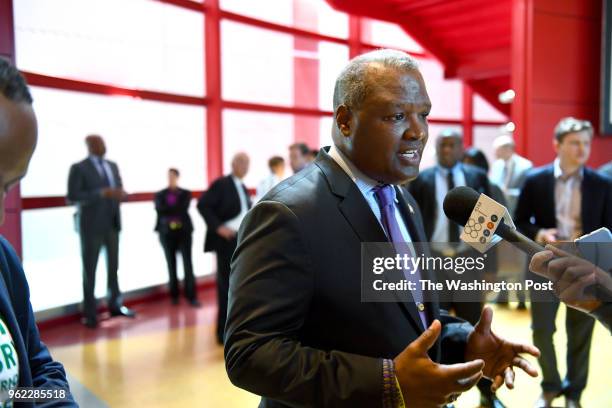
[462, 83, 474, 146]
[205, 0, 223, 183]
[511, 0, 612, 166]
[293, 0, 320, 149]
[0, 0, 22, 256]
[348, 16, 363, 59]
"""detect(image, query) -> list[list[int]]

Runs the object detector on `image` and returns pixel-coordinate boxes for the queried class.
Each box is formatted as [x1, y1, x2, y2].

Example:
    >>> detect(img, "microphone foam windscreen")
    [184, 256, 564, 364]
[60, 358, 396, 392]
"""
[443, 186, 481, 226]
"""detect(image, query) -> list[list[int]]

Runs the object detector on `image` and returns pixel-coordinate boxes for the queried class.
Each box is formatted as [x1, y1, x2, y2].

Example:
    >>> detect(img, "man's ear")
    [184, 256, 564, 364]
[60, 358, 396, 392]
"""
[335, 105, 353, 137]
[553, 138, 560, 155]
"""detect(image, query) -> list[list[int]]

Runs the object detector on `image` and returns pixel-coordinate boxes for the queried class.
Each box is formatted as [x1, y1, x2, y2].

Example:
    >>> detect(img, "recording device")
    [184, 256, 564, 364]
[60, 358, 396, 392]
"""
[443, 186, 612, 301]
[443, 186, 543, 257]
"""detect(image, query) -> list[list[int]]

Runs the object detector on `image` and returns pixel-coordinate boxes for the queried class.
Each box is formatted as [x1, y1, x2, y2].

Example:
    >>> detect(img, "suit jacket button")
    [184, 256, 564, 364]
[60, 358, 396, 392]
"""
[417, 303, 425, 312]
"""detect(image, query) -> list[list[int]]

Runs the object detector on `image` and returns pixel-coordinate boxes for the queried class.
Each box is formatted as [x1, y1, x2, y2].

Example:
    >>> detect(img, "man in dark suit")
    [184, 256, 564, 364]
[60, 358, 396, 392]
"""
[224, 49, 539, 408]
[0, 57, 77, 406]
[408, 130, 503, 408]
[515, 117, 612, 408]
[198, 152, 251, 345]
[67, 134, 135, 328]
[155, 168, 199, 307]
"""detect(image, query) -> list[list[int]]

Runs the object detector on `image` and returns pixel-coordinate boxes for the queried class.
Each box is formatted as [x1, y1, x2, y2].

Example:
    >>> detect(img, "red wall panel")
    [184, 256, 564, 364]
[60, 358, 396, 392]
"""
[513, 0, 612, 168]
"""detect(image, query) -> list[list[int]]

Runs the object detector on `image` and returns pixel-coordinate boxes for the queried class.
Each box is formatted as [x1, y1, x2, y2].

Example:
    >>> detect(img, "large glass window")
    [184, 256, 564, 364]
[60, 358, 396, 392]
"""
[22, 87, 206, 197]
[221, 0, 348, 38]
[474, 93, 508, 122]
[473, 124, 505, 168]
[221, 22, 348, 110]
[361, 18, 424, 53]
[14, 0, 205, 96]
[22, 204, 213, 312]
[417, 58, 463, 120]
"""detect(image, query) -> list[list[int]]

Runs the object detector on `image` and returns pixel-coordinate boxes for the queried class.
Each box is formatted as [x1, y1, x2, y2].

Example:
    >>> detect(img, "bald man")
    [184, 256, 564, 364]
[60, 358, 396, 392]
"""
[197, 153, 251, 345]
[68, 134, 135, 328]
[0, 58, 76, 406]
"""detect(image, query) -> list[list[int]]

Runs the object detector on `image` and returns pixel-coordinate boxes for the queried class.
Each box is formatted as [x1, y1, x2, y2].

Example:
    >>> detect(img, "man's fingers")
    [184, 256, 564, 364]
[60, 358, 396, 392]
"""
[474, 306, 493, 334]
[454, 370, 483, 392]
[529, 250, 554, 276]
[512, 356, 539, 377]
[504, 367, 515, 389]
[490, 375, 504, 393]
[545, 244, 574, 258]
[444, 359, 485, 381]
[411, 319, 441, 353]
[512, 342, 540, 358]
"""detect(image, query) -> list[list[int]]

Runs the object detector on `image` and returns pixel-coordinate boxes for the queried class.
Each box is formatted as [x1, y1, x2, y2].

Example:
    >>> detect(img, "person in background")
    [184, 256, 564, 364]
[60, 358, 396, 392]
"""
[515, 117, 612, 408]
[490, 134, 532, 215]
[288, 142, 310, 173]
[599, 160, 612, 179]
[67, 134, 135, 328]
[463, 147, 507, 205]
[255, 156, 285, 202]
[307, 148, 318, 163]
[409, 131, 503, 408]
[197, 152, 251, 345]
[0, 57, 77, 407]
[154, 168, 199, 307]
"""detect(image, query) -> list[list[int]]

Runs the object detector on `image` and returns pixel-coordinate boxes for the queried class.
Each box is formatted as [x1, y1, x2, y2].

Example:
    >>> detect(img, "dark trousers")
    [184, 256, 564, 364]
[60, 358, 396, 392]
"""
[159, 232, 196, 301]
[530, 287, 595, 400]
[216, 237, 237, 344]
[80, 228, 121, 320]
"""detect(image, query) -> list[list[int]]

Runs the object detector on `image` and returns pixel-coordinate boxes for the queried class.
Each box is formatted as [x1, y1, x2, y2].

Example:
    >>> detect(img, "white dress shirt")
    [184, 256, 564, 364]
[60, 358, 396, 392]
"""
[328, 145, 413, 244]
[89, 155, 116, 187]
[225, 175, 250, 232]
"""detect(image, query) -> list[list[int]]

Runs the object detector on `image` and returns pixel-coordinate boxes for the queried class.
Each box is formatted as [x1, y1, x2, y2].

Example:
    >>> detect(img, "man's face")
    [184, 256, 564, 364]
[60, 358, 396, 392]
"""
[232, 154, 250, 179]
[436, 135, 463, 168]
[495, 145, 513, 161]
[289, 148, 307, 173]
[0, 95, 37, 225]
[168, 171, 179, 187]
[339, 67, 431, 185]
[87, 135, 106, 157]
[554, 130, 592, 168]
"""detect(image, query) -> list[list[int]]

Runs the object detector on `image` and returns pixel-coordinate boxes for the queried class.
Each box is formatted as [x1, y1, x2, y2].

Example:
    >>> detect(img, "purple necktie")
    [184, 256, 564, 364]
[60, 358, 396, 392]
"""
[373, 185, 428, 328]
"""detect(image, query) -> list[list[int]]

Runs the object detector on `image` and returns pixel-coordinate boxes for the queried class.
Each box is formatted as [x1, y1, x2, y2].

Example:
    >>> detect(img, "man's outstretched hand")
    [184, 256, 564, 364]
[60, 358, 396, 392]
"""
[394, 320, 485, 408]
[465, 307, 540, 392]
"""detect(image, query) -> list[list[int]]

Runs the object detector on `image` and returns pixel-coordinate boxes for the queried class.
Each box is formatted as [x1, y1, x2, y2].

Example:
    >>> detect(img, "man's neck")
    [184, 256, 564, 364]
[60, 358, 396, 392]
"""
[558, 159, 581, 176]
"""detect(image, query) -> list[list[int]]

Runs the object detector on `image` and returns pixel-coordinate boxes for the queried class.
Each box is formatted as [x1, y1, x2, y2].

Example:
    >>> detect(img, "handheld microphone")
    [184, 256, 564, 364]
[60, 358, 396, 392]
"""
[443, 186, 544, 257]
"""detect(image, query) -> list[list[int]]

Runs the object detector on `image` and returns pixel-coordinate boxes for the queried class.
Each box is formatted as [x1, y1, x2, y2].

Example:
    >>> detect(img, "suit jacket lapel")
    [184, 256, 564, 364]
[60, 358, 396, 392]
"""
[581, 168, 596, 230]
[396, 187, 439, 331]
[544, 166, 556, 222]
[316, 150, 426, 333]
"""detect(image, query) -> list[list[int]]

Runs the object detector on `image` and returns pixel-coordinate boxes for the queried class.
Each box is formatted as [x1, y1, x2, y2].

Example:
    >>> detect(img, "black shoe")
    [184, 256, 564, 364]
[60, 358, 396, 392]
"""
[517, 302, 527, 310]
[480, 393, 506, 408]
[110, 306, 136, 318]
[188, 299, 201, 308]
[82, 317, 98, 329]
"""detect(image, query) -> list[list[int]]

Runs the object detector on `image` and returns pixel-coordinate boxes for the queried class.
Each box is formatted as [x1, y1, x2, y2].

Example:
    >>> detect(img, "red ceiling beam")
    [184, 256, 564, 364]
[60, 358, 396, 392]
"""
[22, 72, 208, 106]
[153, 0, 204, 13]
[446, 49, 511, 81]
[403, 0, 510, 18]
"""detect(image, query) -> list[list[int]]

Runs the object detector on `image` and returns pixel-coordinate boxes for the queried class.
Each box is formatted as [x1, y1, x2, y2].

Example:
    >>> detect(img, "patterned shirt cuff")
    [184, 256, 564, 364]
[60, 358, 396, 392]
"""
[382, 359, 405, 408]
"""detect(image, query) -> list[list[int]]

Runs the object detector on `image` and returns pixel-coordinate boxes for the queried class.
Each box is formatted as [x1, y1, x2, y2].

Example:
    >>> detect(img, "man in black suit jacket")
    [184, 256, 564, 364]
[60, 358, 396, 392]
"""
[198, 152, 251, 344]
[225, 50, 539, 408]
[515, 117, 612, 408]
[155, 168, 199, 306]
[408, 130, 503, 408]
[67, 135, 135, 328]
